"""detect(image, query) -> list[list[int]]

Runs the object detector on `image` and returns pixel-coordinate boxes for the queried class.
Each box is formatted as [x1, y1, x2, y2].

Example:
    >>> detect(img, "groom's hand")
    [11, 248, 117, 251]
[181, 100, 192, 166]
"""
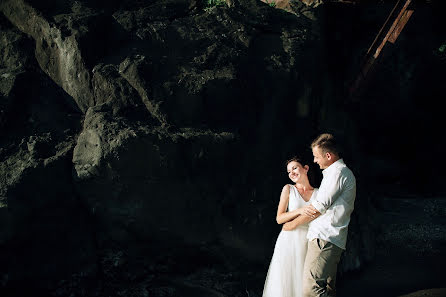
[302, 205, 320, 219]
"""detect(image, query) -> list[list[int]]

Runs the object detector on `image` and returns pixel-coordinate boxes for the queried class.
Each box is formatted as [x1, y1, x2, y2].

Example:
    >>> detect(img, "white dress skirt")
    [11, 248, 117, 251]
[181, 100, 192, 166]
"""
[262, 186, 317, 297]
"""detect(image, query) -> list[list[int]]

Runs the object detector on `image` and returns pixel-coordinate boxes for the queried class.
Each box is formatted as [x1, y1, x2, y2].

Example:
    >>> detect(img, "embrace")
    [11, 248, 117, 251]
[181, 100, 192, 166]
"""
[263, 133, 357, 297]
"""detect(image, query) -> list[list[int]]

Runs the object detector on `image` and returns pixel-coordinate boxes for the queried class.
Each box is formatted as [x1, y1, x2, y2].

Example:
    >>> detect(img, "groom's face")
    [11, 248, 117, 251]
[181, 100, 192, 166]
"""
[312, 146, 330, 169]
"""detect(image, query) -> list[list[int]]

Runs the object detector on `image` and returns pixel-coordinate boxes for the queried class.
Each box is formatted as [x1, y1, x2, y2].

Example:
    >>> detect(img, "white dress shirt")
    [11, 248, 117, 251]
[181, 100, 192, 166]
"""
[307, 159, 356, 250]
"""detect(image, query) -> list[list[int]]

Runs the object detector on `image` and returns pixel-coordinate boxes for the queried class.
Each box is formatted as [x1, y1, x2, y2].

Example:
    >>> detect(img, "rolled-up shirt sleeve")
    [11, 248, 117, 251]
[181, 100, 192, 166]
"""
[311, 171, 342, 214]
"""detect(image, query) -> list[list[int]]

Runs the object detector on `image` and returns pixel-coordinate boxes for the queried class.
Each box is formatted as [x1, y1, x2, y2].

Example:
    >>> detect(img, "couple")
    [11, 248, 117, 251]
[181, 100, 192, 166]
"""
[263, 133, 357, 297]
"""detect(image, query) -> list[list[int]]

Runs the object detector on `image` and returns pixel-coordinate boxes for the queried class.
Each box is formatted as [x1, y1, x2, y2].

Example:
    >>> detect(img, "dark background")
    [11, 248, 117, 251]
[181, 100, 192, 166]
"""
[0, 0, 445, 296]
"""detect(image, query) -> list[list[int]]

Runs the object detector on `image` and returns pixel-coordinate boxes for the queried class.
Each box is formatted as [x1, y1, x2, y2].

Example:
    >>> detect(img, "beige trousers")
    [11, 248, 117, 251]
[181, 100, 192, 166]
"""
[302, 238, 343, 297]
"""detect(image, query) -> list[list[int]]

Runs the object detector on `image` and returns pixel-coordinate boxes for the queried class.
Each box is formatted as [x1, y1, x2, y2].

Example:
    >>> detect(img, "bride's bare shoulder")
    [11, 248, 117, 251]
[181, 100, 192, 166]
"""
[282, 184, 292, 190]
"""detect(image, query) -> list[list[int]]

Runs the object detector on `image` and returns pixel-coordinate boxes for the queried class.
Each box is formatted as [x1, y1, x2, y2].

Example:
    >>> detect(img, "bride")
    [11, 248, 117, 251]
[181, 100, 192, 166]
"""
[262, 157, 318, 297]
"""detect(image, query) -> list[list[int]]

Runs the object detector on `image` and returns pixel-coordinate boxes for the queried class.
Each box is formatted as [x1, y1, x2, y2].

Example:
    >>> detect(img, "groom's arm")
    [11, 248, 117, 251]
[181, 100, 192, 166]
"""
[310, 171, 344, 215]
[283, 170, 349, 230]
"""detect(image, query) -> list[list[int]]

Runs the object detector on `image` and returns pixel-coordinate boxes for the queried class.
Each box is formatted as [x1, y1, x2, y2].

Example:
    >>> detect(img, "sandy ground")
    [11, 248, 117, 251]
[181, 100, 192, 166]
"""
[245, 195, 446, 297]
[2, 196, 443, 297]
[337, 196, 446, 297]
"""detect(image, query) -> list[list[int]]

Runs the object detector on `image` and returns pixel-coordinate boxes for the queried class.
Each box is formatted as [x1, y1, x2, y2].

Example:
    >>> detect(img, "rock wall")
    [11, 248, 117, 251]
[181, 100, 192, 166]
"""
[6, 0, 441, 295]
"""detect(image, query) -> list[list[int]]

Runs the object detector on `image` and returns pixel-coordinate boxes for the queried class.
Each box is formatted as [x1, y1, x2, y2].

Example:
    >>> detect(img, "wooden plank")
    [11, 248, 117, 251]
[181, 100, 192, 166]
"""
[388, 9, 414, 44]
[349, 0, 413, 98]
[374, 0, 412, 58]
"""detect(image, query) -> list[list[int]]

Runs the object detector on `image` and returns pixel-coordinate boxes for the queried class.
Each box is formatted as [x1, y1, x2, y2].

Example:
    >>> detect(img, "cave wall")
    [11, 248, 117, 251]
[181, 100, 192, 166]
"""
[0, 0, 443, 295]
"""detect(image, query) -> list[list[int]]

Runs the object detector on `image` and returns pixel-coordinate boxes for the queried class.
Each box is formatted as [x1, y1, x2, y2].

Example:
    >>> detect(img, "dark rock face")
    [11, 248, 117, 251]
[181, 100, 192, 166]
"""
[92, 63, 148, 116]
[0, 9, 94, 294]
[1, 0, 94, 112]
[0, 15, 34, 131]
[109, 0, 319, 130]
[4, 0, 444, 295]
[72, 106, 238, 247]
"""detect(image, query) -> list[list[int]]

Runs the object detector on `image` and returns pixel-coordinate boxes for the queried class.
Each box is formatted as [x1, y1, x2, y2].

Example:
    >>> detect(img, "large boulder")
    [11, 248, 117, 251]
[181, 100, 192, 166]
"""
[0, 134, 97, 291]
[0, 14, 35, 131]
[0, 0, 379, 294]
[0, 13, 95, 294]
[0, 0, 124, 113]
[72, 105, 239, 246]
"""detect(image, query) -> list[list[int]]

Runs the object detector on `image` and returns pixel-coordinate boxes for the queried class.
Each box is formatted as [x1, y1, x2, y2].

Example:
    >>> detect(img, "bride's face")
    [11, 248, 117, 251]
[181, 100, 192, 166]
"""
[287, 161, 308, 183]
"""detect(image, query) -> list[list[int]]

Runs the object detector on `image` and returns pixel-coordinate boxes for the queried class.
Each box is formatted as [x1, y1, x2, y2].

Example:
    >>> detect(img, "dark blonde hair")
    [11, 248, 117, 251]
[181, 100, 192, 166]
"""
[311, 133, 340, 156]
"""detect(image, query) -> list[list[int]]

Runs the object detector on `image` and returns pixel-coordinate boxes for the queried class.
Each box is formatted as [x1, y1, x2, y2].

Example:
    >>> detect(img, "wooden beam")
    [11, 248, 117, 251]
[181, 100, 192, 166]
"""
[349, 0, 413, 99]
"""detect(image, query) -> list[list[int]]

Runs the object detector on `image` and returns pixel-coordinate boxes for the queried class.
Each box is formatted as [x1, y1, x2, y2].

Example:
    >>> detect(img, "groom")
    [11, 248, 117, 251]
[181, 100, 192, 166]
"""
[284, 133, 356, 296]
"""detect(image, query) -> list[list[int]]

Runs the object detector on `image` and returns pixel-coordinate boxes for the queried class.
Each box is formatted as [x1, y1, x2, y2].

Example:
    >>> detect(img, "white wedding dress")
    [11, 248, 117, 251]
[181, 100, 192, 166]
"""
[262, 186, 317, 297]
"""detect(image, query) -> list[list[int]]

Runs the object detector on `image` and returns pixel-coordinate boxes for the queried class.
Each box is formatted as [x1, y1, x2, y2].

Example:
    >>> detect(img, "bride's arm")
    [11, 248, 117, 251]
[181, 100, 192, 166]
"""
[276, 185, 303, 224]
[282, 208, 321, 231]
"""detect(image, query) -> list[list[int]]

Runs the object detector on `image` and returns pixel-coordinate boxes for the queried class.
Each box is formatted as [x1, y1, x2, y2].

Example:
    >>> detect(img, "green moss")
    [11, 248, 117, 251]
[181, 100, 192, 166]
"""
[266, 0, 276, 7]
[205, 0, 226, 7]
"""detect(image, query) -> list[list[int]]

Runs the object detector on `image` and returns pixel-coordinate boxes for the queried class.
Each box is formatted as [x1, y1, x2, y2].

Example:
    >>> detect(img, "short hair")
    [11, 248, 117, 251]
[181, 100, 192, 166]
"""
[311, 133, 340, 156]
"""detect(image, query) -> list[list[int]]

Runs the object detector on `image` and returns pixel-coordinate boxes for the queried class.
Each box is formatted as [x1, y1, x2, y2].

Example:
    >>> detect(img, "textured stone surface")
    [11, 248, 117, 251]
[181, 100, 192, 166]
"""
[0, 0, 112, 112]
[2, 0, 444, 295]
[0, 1, 372, 293]
[0, 15, 34, 130]
[72, 106, 239, 246]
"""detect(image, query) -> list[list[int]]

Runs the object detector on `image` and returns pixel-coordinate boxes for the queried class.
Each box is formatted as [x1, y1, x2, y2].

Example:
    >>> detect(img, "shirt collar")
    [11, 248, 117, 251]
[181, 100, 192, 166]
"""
[322, 158, 345, 175]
